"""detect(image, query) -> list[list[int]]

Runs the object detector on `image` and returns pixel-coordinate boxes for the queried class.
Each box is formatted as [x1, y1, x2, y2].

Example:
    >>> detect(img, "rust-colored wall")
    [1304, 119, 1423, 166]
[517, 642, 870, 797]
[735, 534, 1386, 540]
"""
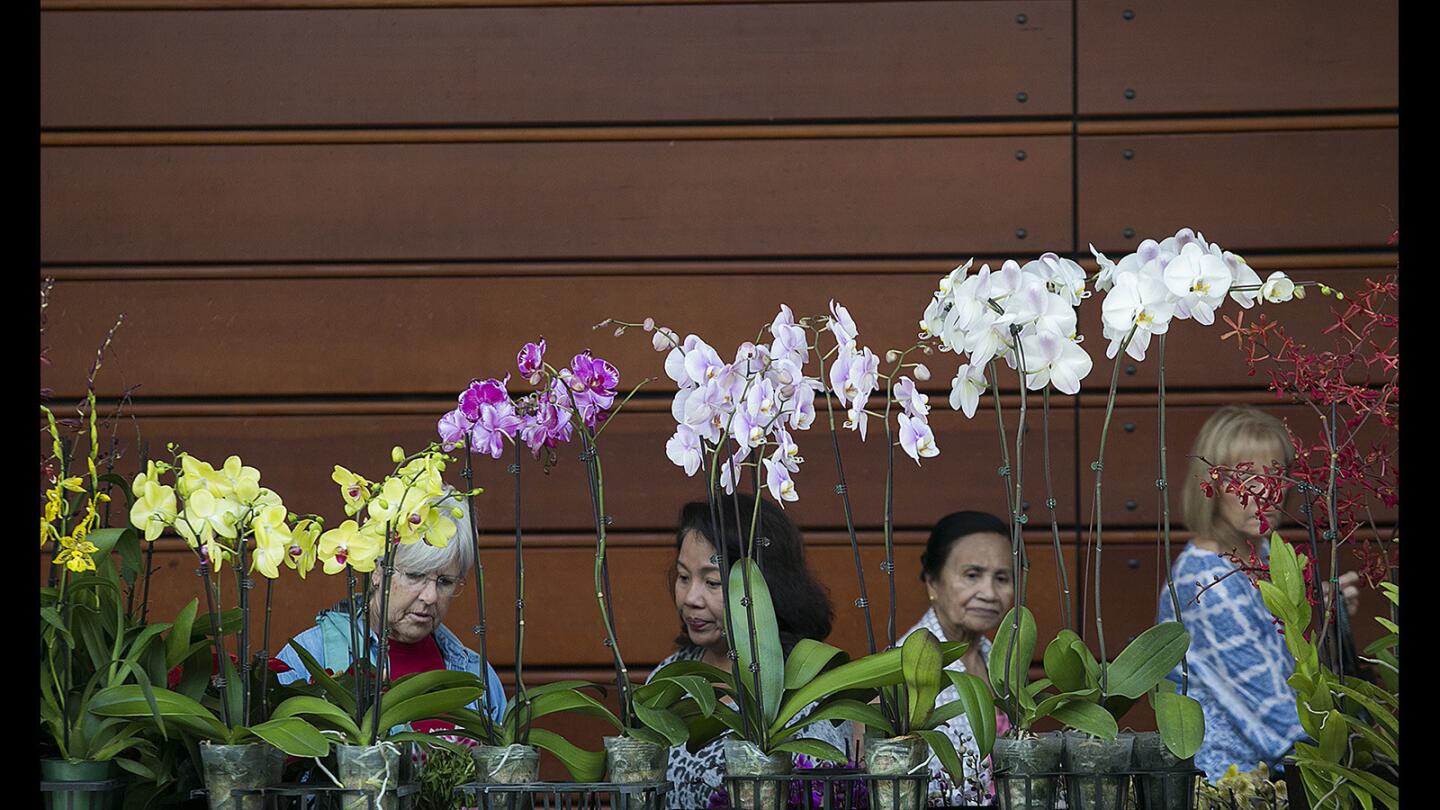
[41, 0, 1397, 756]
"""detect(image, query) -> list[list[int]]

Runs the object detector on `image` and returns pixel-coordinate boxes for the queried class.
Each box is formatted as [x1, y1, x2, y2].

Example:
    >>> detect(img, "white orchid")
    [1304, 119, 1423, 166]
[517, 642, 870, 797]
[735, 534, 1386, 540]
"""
[893, 376, 930, 418]
[1261, 271, 1296, 303]
[948, 363, 988, 419]
[897, 413, 939, 464]
[1101, 271, 1175, 362]
[1162, 243, 1233, 325]
[666, 425, 703, 476]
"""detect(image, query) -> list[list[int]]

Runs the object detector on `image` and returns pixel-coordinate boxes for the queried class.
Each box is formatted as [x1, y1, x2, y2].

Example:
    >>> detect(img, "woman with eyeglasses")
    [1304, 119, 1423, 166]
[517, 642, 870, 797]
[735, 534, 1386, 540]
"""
[274, 491, 507, 726]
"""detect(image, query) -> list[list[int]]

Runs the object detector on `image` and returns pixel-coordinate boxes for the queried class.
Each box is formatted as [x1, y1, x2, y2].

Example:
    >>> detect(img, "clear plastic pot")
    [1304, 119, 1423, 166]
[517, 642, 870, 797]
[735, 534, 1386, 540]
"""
[864, 735, 930, 810]
[1063, 733, 1135, 810]
[472, 744, 540, 810]
[991, 733, 1064, 810]
[198, 742, 284, 810]
[604, 736, 668, 810]
[1133, 732, 1197, 810]
[723, 739, 792, 810]
[337, 743, 403, 810]
[40, 759, 120, 810]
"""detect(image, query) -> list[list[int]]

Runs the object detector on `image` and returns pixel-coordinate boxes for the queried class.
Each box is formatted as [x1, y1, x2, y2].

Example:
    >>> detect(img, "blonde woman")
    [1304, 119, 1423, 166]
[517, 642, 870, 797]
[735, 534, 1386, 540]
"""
[1158, 405, 1356, 779]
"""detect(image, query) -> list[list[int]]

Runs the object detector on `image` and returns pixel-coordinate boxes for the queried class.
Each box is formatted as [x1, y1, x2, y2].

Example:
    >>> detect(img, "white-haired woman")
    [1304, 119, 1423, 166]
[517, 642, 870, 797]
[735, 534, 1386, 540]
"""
[275, 494, 506, 723]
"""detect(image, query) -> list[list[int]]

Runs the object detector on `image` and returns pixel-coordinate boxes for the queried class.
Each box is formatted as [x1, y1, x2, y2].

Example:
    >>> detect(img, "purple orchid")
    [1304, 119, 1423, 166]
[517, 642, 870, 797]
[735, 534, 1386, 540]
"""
[437, 407, 471, 451]
[459, 376, 511, 421]
[467, 399, 523, 459]
[517, 338, 546, 379]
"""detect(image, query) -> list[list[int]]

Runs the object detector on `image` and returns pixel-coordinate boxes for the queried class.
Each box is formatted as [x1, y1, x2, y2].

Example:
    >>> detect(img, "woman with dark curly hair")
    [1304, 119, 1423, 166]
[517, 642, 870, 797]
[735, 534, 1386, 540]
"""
[652, 493, 843, 810]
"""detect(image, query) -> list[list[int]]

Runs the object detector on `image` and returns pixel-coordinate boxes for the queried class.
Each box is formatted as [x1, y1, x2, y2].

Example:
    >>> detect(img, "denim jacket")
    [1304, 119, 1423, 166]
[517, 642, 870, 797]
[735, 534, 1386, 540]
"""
[274, 608, 507, 722]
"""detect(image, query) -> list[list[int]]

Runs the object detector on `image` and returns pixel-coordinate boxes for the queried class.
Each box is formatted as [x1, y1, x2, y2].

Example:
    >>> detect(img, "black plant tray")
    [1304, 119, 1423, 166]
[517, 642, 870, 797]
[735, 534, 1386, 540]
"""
[455, 781, 670, 810]
[190, 783, 420, 810]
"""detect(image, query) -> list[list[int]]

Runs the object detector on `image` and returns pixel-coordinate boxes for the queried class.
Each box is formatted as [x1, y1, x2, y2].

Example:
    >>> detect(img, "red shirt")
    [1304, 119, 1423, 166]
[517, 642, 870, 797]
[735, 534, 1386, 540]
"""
[387, 636, 452, 736]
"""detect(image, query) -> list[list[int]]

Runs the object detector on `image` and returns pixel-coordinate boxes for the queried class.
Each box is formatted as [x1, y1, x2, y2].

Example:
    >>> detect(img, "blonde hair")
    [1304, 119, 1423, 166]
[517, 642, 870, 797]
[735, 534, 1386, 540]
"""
[1181, 405, 1294, 545]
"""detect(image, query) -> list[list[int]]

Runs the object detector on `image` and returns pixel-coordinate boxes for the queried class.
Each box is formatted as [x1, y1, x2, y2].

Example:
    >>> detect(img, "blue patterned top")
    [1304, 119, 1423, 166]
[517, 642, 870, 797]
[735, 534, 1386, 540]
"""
[1157, 543, 1305, 779]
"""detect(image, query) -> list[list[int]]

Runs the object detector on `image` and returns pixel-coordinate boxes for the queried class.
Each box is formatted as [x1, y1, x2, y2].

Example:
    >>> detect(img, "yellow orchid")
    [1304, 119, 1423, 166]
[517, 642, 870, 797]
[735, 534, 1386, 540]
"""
[331, 466, 373, 516]
[285, 518, 321, 578]
[130, 480, 178, 542]
[54, 534, 99, 572]
[218, 455, 263, 504]
[177, 454, 223, 498]
[318, 519, 383, 575]
[182, 488, 242, 541]
[201, 539, 233, 569]
[250, 505, 292, 579]
[59, 476, 85, 493]
[365, 477, 408, 526]
[131, 460, 163, 493]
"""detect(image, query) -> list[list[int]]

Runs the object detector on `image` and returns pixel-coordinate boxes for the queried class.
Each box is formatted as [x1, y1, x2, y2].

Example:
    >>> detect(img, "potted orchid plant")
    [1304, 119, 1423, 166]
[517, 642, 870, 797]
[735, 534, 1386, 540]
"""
[435, 341, 690, 800]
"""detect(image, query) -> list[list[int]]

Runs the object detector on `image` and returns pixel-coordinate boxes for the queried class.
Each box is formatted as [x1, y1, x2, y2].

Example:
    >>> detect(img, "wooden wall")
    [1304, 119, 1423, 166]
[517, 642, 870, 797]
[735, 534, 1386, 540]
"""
[41, 0, 1397, 756]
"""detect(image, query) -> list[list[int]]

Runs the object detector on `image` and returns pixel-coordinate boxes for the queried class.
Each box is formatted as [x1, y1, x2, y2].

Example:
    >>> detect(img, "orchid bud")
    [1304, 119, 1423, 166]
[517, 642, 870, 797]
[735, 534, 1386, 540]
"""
[885, 350, 900, 363]
[914, 363, 932, 381]
[450, 507, 464, 519]
[391, 446, 405, 463]
[643, 318, 655, 332]
[614, 326, 626, 337]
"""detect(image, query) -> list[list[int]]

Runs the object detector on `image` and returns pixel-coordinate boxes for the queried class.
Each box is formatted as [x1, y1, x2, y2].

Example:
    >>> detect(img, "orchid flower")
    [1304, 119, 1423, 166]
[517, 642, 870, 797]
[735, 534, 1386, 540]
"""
[897, 413, 939, 464]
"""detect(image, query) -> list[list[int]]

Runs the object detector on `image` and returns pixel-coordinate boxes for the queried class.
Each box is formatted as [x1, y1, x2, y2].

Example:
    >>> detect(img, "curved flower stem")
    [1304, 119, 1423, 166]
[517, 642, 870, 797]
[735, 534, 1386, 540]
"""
[359, 573, 373, 722]
[580, 429, 633, 730]
[1011, 334, 1032, 616]
[461, 452, 497, 743]
[1090, 327, 1137, 693]
[1155, 334, 1187, 692]
[347, 567, 364, 729]
[1320, 403, 1345, 677]
[812, 326, 891, 727]
[371, 528, 398, 745]
[197, 557, 233, 729]
[258, 577, 275, 722]
[880, 384, 908, 733]
[510, 442, 532, 744]
[703, 445, 751, 741]
[235, 532, 254, 727]
[1041, 390, 1073, 633]
[736, 468, 770, 748]
[987, 358, 1022, 707]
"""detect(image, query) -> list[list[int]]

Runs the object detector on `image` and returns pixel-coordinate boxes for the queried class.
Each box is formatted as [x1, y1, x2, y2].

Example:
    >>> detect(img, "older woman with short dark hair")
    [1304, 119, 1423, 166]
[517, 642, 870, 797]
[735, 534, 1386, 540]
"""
[275, 491, 506, 723]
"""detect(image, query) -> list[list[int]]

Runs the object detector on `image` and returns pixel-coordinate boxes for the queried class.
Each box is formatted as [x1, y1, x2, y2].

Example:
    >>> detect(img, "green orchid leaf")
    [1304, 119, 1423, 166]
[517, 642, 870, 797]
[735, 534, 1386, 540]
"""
[769, 738, 847, 764]
[915, 729, 965, 784]
[773, 699, 889, 743]
[1104, 622, 1189, 699]
[729, 560, 784, 728]
[528, 728, 606, 782]
[284, 642, 357, 714]
[1152, 690, 1204, 759]
[1101, 694, 1136, 721]
[270, 695, 363, 742]
[658, 675, 718, 717]
[686, 709, 739, 753]
[784, 638, 848, 690]
[772, 647, 903, 735]
[901, 629, 945, 732]
[374, 686, 484, 734]
[249, 717, 331, 757]
[650, 659, 732, 684]
[1050, 700, 1118, 739]
[386, 731, 473, 757]
[1043, 630, 1089, 693]
[90, 684, 228, 740]
[113, 757, 157, 781]
[625, 726, 671, 748]
[944, 671, 997, 758]
[385, 670, 484, 711]
[510, 688, 622, 731]
[632, 701, 689, 746]
[521, 680, 606, 699]
[990, 607, 1036, 704]
[87, 527, 133, 557]
[633, 679, 684, 709]
[938, 640, 969, 666]
[165, 600, 200, 670]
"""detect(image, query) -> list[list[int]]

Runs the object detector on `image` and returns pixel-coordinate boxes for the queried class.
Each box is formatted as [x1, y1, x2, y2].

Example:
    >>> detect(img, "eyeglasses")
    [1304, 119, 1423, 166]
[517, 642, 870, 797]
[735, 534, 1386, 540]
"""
[393, 568, 464, 597]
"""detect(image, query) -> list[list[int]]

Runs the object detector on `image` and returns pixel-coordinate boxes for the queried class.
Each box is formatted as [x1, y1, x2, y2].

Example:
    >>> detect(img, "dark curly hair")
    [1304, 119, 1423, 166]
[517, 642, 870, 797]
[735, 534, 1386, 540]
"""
[671, 493, 833, 655]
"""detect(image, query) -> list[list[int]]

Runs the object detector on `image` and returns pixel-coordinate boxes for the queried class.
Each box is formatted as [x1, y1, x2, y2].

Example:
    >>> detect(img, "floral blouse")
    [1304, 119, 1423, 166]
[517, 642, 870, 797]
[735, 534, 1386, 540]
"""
[899, 608, 1006, 806]
[1157, 542, 1305, 779]
[650, 646, 853, 810]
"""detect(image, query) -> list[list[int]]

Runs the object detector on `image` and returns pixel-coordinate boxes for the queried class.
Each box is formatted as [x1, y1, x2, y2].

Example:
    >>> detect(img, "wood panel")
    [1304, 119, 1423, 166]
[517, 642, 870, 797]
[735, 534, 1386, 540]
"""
[41, 3, 1071, 128]
[38, 272, 1027, 399]
[33, 406, 1077, 534]
[45, 264, 1393, 401]
[1074, 404, 1398, 529]
[1073, 267, 1396, 393]
[40, 137, 1070, 264]
[1079, 129, 1398, 255]
[1077, 0, 1398, 115]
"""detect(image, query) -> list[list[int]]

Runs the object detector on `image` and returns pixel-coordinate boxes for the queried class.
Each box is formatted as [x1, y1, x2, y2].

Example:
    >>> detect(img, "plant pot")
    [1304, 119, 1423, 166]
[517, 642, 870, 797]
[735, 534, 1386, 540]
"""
[723, 739, 792, 810]
[337, 743, 406, 810]
[472, 744, 540, 810]
[1062, 734, 1135, 810]
[1132, 732, 1196, 810]
[198, 742, 284, 810]
[40, 759, 120, 810]
[991, 733, 1064, 810]
[604, 736, 667, 810]
[864, 734, 930, 810]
